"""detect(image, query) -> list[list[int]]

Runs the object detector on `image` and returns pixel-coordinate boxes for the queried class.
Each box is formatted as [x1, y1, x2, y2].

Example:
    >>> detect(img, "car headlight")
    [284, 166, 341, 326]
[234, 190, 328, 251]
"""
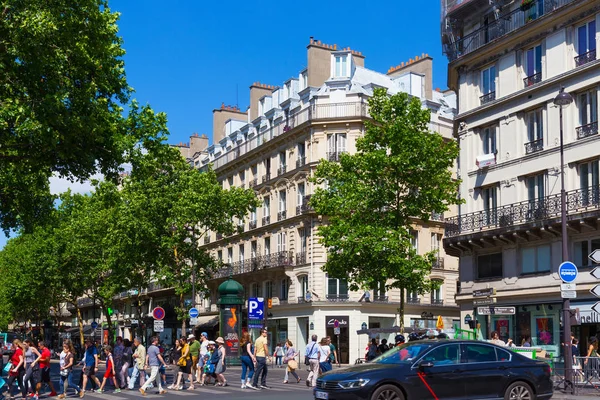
[337, 379, 370, 389]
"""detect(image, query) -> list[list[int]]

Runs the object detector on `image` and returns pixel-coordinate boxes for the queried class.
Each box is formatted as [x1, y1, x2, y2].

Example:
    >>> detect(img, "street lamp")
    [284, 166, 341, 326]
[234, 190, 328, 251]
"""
[554, 87, 573, 390]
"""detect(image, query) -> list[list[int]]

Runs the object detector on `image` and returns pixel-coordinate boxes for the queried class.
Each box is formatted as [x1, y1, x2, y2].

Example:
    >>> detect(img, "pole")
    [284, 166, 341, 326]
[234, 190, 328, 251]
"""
[337, 334, 340, 368]
[559, 105, 573, 391]
[191, 228, 196, 308]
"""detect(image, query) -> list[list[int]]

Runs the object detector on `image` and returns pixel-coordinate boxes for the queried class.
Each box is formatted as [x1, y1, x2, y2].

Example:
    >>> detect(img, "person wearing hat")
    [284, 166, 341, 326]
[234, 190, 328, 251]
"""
[213, 337, 228, 386]
[199, 342, 215, 386]
[196, 333, 209, 384]
[187, 334, 200, 385]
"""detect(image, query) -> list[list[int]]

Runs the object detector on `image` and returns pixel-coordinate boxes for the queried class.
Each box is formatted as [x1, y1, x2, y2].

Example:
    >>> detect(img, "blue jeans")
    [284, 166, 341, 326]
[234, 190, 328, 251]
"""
[128, 364, 145, 389]
[240, 356, 254, 381]
[252, 356, 267, 387]
[61, 371, 81, 394]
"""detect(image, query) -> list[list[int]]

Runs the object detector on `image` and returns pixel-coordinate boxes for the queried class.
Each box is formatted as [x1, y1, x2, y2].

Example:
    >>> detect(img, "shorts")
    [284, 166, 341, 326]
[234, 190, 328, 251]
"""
[41, 367, 51, 383]
[84, 366, 96, 376]
[191, 356, 198, 369]
[179, 364, 191, 374]
[104, 369, 114, 379]
[159, 365, 166, 374]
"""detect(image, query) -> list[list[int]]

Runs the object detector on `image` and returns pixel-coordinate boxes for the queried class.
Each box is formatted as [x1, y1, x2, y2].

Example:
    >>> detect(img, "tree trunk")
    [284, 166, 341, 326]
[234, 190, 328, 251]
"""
[180, 292, 186, 334]
[76, 307, 85, 348]
[103, 304, 113, 346]
[399, 287, 405, 333]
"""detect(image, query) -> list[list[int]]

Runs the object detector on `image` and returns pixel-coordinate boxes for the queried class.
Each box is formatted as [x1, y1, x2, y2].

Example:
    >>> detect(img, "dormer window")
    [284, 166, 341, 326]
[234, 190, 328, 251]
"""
[335, 55, 348, 78]
[285, 82, 291, 99]
[301, 71, 308, 89]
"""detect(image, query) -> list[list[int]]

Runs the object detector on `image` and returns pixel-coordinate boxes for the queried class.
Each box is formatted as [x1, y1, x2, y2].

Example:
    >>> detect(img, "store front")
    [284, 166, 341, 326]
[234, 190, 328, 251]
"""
[325, 315, 349, 364]
[571, 300, 600, 354]
[266, 318, 288, 354]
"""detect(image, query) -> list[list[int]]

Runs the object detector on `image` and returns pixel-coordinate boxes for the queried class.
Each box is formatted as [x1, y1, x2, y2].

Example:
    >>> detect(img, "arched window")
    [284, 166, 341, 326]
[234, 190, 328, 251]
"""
[298, 275, 309, 301]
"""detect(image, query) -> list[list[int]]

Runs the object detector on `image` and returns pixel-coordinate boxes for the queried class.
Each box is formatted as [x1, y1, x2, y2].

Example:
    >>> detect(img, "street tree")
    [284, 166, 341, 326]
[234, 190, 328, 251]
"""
[310, 88, 461, 330]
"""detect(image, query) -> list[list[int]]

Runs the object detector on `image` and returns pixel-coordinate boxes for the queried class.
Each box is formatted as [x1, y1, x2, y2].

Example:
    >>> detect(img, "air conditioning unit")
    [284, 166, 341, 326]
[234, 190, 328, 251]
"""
[476, 153, 496, 169]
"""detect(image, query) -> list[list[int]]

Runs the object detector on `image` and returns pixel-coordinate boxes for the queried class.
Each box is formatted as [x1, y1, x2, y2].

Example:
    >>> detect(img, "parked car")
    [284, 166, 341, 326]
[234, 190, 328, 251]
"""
[315, 339, 552, 400]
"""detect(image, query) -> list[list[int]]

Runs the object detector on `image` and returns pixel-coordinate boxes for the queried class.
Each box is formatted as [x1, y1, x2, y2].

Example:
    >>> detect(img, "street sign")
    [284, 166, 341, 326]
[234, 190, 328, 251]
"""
[473, 298, 497, 306]
[361, 322, 367, 330]
[190, 317, 198, 326]
[589, 249, 600, 264]
[592, 302, 600, 315]
[334, 319, 340, 328]
[153, 320, 164, 332]
[591, 285, 600, 298]
[248, 297, 265, 320]
[130, 319, 139, 325]
[561, 290, 577, 299]
[152, 306, 166, 320]
[473, 288, 496, 298]
[188, 307, 199, 318]
[477, 306, 516, 315]
[334, 327, 341, 335]
[558, 261, 578, 283]
[91, 321, 98, 330]
[592, 267, 600, 280]
[561, 283, 577, 291]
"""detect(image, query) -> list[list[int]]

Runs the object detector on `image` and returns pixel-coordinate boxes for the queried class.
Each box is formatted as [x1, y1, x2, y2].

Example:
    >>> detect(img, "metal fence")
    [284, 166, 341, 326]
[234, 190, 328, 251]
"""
[553, 357, 600, 396]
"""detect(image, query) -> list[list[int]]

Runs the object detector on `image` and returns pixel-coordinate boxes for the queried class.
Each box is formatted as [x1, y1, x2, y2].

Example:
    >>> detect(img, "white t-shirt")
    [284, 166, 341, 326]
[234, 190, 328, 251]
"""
[59, 350, 67, 368]
[318, 345, 330, 362]
[200, 340, 209, 356]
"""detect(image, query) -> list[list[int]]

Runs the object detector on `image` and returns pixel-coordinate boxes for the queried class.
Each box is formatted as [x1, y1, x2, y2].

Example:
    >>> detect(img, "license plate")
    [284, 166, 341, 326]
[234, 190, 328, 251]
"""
[315, 391, 329, 400]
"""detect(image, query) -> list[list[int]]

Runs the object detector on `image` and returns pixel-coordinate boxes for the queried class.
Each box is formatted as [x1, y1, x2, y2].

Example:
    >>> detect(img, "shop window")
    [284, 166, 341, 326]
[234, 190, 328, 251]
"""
[521, 244, 551, 274]
[574, 237, 600, 268]
[410, 318, 436, 329]
[477, 253, 503, 279]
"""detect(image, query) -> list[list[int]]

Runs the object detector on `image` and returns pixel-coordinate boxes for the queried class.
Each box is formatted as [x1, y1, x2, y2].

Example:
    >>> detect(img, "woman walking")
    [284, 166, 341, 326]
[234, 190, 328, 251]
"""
[282, 340, 301, 384]
[239, 331, 256, 389]
[318, 337, 332, 374]
[22, 339, 42, 399]
[273, 343, 284, 368]
[214, 337, 228, 387]
[96, 346, 120, 393]
[119, 339, 132, 389]
[58, 340, 80, 398]
[5, 339, 26, 400]
[170, 337, 192, 390]
[585, 336, 599, 381]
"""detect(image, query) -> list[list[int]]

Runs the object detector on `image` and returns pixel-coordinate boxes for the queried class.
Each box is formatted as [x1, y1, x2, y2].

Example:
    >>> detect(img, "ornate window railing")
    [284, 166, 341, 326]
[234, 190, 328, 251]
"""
[575, 49, 596, 67]
[296, 157, 306, 168]
[277, 210, 287, 221]
[262, 173, 271, 183]
[431, 299, 445, 306]
[296, 251, 307, 265]
[432, 258, 445, 269]
[524, 138, 544, 154]
[262, 216, 270, 226]
[576, 121, 598, 139]
[373, 295, 389, 303]
[480, 91, 496, 105]
[204, 235, 210, 244]
[278, 165, 287, 176]
[326, 294, 349, 302]
[523, 72, 542, 87]
[445, 185, 600, 237]
[249, 178, 258, 188]
[407, 297, 420, 305]
[210, 251, 295, 279]
[249, 220, 257, 230]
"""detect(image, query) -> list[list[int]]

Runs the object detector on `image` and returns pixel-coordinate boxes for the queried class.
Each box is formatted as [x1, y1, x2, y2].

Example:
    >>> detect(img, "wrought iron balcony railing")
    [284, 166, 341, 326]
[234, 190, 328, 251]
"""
[211, 251, 296, 279]
[262, 173, 271, 183]
[326, 294, 349, 302]
[523, 72, 542, 87]
[277, 210, 287, 221]
[431, 212, 444, 222]
[327, 151, 344, 162]
[216, 233, 223, 240]
[431, 299, 445, 306]
[407, 297, 421, 305]
[445, 185, 600, 237]
[432, 258, 445, 269]
[524, 138, 544, 154]
[262, 216, 270, 226]
[296, 157, 306, 168]
[373, 295, 389, 303]
[299, 195, 313, 214]
[575, 49, 596, 67]
[480, 91, 496, 105]
[576, 121, 598, 139]
[249, 178, 258, 188]
[444, 0, 577, 62]
[296, 251, 307, 265]
[204, 235, 210, 244]
[278, 165, 287, 176]
[249, 220, 257, 230]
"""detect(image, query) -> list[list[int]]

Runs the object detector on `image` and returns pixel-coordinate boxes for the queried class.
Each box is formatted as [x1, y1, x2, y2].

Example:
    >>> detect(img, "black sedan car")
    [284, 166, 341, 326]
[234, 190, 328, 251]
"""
[314, 339, 552, 400]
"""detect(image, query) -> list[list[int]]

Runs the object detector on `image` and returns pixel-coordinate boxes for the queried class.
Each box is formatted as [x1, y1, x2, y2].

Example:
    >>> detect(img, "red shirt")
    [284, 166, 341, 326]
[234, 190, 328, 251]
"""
[39, 347, 51, 368]
[10, 348, 23, 376]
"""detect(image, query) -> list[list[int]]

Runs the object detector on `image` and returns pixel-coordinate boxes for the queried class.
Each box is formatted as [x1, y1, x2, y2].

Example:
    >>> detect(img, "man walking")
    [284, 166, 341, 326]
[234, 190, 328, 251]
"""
[80, 339, 101, 397]
[305, 335, 320, 388]
[188, 334, 200, 384]
[252, 328, 270, 389]
[326, 336, 338, 366]
[139, 336, 167, 395]
[128, 338, 146, 390]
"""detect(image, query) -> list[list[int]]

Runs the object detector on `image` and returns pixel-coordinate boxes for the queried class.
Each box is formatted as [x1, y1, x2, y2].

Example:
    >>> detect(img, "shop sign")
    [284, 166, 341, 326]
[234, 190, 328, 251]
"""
[421, 312, 434, 320]
[477, 306, 515, 315]
[326, 316, 349, 327]
[580, 308, 600, 324]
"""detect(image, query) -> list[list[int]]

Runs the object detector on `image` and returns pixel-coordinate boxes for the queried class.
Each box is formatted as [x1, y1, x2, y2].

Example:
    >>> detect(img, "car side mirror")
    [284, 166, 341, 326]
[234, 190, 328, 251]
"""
[419, 361, 434, 370]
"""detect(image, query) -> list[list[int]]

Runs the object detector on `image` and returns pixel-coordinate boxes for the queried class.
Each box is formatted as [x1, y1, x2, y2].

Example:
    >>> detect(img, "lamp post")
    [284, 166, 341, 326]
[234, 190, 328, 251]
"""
[554, 87, 573, 389]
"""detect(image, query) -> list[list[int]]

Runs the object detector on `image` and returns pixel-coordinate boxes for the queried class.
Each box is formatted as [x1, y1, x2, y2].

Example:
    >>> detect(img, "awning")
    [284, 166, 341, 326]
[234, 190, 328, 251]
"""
[194, 315, 219, 330]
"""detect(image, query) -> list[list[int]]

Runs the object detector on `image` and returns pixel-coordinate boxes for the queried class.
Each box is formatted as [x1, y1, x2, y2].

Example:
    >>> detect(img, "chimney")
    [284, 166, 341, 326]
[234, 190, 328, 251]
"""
[249, 82, 274, 121]
[307, 37, 334, 88]
[212, 104, 246, 143]
[190, 133, 209, 155]
[387, 53, 433, 100]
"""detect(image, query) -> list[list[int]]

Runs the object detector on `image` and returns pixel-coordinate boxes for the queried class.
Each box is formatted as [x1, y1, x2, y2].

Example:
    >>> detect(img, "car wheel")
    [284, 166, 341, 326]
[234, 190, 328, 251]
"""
[370, 384, 405, 400]
[504, 381, 534, 400]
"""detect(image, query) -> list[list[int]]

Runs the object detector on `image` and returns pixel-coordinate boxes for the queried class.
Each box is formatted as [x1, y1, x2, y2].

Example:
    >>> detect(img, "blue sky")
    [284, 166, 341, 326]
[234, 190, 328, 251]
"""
[0, 0, 447, 249]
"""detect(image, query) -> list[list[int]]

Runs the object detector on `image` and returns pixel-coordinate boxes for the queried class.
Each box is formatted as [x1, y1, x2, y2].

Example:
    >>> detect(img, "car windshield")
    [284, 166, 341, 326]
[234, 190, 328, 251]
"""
[371, 342, 433, 364]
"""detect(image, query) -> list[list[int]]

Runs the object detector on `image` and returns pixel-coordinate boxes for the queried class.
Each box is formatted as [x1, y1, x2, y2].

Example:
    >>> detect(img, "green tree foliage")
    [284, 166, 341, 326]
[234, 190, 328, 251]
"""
[310, 88, 461, 329]
[0, 0, 136, 233]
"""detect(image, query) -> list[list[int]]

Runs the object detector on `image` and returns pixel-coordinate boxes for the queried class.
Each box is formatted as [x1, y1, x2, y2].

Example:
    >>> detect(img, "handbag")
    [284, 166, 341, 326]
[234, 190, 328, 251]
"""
[305, 343, 316, 365]
[177, 357, 186, 367]
[3, 362, 12, 373]
[287, 359, 298, 370]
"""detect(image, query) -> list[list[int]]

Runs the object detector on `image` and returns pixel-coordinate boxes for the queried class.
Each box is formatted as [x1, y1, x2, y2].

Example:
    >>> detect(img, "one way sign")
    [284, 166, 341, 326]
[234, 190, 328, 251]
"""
[248, 297, 265, 320]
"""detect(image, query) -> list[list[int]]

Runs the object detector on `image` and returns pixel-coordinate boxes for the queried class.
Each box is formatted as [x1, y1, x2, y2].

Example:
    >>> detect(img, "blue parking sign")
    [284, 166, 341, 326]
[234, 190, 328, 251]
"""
[248, 297, 265, 320]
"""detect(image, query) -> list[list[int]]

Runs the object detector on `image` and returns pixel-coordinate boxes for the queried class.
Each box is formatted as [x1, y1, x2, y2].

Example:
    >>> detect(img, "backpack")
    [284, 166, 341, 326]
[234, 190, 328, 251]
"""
[367, 344, 378, 358]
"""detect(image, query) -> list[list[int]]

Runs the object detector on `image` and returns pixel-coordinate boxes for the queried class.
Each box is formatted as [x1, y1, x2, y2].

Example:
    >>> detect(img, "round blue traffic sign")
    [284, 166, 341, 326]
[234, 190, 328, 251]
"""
[91, 321, 98, 330]
[189, 307, 199, 318]
[559, 261, 578, 283]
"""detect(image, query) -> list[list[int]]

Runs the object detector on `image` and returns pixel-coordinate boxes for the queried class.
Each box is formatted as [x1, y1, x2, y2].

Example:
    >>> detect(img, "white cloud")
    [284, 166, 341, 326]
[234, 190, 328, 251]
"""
[49, 173, 104, 195]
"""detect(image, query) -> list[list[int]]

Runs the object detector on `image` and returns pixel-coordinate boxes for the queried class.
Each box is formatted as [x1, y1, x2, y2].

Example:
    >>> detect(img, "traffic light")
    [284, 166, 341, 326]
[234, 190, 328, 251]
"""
[267, 298, 272, 309]
[107, 307, 114, 316]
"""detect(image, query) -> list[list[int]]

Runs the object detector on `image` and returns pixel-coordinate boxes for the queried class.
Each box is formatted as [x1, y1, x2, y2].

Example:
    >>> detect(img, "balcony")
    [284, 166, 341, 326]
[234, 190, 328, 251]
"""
[445, 185, 600, 237]
[147, 282, 167, 292]
[524, 138, 544, 154]
[431, 299, 445, 306]
[444, 0, 578, 62]
[278, 165, 287, 176]
[297, 296, 309, 304]
[523, 72, 542, 87]
[237, 222, 245, 232]
[296, 157, 306, 168]
[575, 49, 596, 67]
[299, 195, 312, 214]
[296, 251, 307, 265]
[480, 91, 496, 105]
[211, 251, 295, 279]
[262, 173, 271, 183]
[216, 233, 223, 240]
[407, 297, 420, 305]
[327, 151, 344, 162]
[576, 121, 598, 139]
[431, 212, 445, 222]
[373, 295, 389, 303]
[249, 220, 257, 230]
[432, 258, 445, 269]
[204, 236, 210, 245]
[249, 178, 258, 188]
[326, 294, 349, 302]
[277, 210, 287, 221]
[262, 216, 270, 225]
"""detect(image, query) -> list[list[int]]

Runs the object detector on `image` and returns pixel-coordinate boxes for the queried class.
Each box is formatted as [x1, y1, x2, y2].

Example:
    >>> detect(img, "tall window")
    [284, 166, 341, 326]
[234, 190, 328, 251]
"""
[525, 45, 542, 81]
[521, 244, 551, 274]
[527, 109, 543, 143]
[327, 133, 346, 160]
[430, 280, 443, 303]
[238, 244, 244, 263]
[297, 143, 305, 160]
[574, 237, 600, 268]
[299, 275, 309, 298]
[482, 126, 497, 154]
[264, 158, 271, 177]
[297, 183, 305, 206]
[251, 164, 258, 179]
[335, 55, 348, 78]
[264, 237, 270, 256]
[279, 151, 286, 172]
[577, 20, 596, 56]
[277, 231, 287, 252]
[239, 170, 245, 187]
[250, 207, 257, 223]
[410, 230, 418, 252]
[299, 228, 308, 253]
[578, 90, 598, 127]
[279, 190, 286, 212]
[217, 250, 222, 262]
[227, 247, 233, 265]
[251, 241, 257, 259]
[327, 277, 348, 298]
[372, 281, 386, 298]
[431, 233, 442, 257]
[280, 278, 289, 301]
[263, 196, 270, 218]
[251, 282, 262, 298]
[478, 253, 503, 279]
[482, 186, 497, 224]
[265, 281, 273, 299]
[579, 160, 600, 205]
[481, 65, 496, 95]
[527, 173, 545, 202]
